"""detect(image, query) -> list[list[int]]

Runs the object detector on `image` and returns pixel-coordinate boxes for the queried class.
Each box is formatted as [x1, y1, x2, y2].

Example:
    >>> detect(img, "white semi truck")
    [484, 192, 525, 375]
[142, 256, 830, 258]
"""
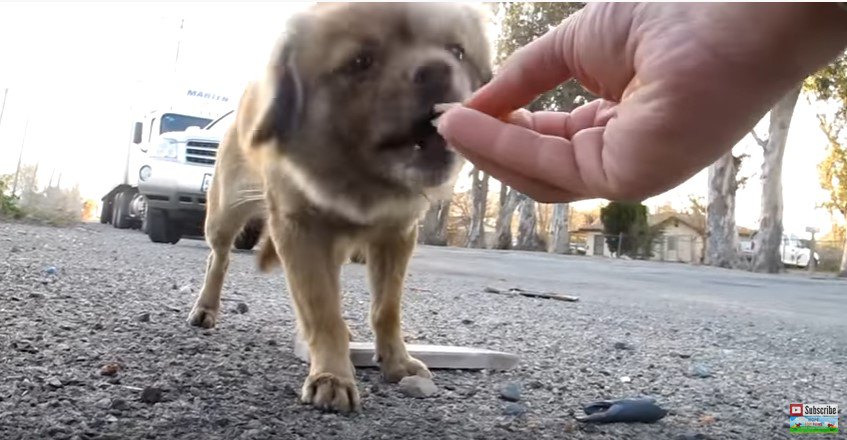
[100, 87, 262, 249]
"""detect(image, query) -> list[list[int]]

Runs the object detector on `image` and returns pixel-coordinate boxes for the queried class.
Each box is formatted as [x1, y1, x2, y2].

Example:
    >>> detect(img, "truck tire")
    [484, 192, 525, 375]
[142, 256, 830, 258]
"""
[112, 191, 133, 229]
[99, 198, 112, 224]
[146, 208, 181, 244]
[234, 220, 262, 250]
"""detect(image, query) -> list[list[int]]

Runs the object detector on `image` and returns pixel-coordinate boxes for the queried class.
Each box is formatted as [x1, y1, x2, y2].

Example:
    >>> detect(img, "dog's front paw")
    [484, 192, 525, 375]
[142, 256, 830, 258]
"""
[301, 372, 361, 413]
[380, 355, 431, 383]
[188, 305, 219, 328]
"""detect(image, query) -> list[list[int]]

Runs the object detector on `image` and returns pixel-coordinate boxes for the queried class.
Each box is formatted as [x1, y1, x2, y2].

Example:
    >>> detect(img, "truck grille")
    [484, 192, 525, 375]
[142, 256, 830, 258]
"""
[185, 141, 219, 165]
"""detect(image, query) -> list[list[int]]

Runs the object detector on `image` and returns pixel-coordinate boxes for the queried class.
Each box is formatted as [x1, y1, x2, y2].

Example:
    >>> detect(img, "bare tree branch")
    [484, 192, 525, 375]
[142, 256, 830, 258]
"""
[749, 129, 768, 148]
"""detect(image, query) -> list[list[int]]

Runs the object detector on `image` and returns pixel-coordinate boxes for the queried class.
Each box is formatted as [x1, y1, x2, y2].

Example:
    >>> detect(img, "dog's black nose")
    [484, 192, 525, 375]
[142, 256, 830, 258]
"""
[413, 61, 452, 91]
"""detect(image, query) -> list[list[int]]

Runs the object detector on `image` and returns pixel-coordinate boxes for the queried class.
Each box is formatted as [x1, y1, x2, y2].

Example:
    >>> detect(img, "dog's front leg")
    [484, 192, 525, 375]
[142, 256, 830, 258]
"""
[272, 217, 360, 413]
[366, 224, 431, 383]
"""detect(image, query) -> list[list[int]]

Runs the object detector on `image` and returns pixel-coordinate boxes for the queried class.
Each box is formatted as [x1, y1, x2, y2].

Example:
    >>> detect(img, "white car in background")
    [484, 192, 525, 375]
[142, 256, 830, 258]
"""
[739, 232, 820, 268]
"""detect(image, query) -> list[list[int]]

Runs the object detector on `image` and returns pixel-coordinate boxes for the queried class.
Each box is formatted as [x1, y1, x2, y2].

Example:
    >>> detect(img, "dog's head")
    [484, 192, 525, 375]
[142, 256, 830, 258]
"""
[250, 2, 492, 195]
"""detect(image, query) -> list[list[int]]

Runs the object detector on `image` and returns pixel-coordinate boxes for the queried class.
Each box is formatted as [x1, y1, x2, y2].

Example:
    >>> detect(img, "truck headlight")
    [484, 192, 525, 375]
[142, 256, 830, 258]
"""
[139, 165, 152, 181]
[152, 138, 178, 159]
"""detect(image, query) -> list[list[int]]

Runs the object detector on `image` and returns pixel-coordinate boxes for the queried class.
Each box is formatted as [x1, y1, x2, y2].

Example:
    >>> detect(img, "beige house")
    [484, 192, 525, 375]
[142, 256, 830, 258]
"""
[574, 212, 706, 264]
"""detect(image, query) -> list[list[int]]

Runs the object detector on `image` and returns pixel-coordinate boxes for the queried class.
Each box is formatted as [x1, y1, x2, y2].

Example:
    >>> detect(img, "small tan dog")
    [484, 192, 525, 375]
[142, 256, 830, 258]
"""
[187, 2, 492, 413]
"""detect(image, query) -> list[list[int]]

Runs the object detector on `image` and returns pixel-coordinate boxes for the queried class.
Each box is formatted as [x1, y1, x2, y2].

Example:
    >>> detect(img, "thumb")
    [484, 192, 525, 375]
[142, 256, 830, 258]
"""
[465, 11, 581, 118]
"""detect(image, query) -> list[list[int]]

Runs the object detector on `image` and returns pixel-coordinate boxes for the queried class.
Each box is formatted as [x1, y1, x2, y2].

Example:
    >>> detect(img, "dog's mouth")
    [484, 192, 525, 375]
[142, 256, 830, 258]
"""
[378, 102, 458, 155]
[378, 116, 446, 154]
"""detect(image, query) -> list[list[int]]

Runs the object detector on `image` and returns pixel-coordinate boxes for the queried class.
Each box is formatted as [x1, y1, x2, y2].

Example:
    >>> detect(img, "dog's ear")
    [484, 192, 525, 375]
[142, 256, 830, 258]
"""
[249, 40, 305, 147]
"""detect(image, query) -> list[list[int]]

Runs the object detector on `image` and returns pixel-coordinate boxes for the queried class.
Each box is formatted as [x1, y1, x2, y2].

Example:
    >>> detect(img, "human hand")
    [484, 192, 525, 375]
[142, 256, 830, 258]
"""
[437, 3, 847, 203]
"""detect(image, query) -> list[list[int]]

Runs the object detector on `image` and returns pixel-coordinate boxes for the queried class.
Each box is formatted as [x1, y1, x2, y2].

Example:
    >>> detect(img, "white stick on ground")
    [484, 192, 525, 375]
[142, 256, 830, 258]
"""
[293, 337, 519, 371]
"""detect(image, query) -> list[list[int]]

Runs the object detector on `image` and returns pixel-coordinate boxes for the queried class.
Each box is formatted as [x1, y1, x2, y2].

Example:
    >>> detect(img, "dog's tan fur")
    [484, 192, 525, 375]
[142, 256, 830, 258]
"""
[187, 2, 491, 413]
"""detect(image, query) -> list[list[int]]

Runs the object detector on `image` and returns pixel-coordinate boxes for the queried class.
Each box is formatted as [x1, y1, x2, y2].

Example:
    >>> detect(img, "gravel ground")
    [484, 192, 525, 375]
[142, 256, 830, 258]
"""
[1, 220, 845, 439]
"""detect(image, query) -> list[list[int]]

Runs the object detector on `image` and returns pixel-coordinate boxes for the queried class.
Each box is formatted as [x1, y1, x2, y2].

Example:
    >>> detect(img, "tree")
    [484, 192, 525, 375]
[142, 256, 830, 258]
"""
[493, 185, 520, 249]
[493, 2, 591, 251]
[600, 201, 648, 257]
[549, 203, 570, 254]
[750, 85, 802, 273]
[706, 152, 742, 268]
[515, 193, 545, 250]
[467, 167, 489, 248]
[805, 51, 847, 276]
[419, 199, 451, 246]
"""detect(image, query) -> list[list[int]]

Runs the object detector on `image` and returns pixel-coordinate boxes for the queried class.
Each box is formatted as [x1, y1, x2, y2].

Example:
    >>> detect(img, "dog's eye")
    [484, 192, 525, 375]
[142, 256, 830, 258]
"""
[447, 44, 465, 61]
[346, 52, 374, 74]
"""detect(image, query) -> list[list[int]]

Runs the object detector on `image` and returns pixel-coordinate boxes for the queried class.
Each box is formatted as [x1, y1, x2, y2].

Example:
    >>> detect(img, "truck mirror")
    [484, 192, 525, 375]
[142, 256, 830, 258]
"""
[133, 122, 143, 144]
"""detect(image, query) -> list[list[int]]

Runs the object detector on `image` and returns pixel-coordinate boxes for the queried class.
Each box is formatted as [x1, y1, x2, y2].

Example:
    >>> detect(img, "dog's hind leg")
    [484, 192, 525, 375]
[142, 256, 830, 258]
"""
[188, 179, 262, 329]
[366, 224, 431, 382]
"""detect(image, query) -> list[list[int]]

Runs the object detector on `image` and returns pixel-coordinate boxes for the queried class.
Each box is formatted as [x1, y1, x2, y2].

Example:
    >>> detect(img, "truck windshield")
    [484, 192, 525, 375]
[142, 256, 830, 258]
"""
[160, 113, 213, 134]
[203, 110, 235, 134]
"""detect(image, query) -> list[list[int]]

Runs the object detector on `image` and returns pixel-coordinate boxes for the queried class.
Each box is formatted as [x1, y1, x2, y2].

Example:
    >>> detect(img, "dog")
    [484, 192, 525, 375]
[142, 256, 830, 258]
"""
[187, 2, 492, 413]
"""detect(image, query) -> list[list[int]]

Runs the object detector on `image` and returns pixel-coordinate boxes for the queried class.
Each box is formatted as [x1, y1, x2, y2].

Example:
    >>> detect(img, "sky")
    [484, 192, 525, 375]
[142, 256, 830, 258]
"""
[0, 2, 841, 238]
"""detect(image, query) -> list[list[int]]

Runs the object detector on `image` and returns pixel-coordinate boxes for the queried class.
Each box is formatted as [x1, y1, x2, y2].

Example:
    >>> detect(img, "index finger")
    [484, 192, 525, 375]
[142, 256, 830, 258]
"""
[465, 11, 581, 118]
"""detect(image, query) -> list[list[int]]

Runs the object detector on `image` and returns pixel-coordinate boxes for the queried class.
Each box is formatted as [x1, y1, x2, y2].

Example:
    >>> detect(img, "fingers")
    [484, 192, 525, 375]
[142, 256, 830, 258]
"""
[439, 104, 617, 201]
[464, 13, 581, 118]
[458, 148, 581, 203]
[506, 99, 613, 139]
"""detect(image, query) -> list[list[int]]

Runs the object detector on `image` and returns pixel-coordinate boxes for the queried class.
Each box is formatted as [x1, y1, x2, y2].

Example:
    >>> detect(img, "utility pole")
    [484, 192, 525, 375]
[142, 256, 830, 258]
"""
[806, 227, 819, 273]
[0, 88, 8, 134]
[173, 18, 184, 73]
[11, 118, 28, 196]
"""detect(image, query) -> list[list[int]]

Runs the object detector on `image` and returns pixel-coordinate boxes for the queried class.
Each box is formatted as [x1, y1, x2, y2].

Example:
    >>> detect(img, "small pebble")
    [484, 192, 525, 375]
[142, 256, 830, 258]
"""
[698, 414, 717, 426]
[503, 402, 527, 416]
[527, 380, 544, 390]
[461, 318, 474, 325]
[140, 386, 164, 404]
[134, 312, 151, 323]
[620, 376, 632, 383]
[677, 433, 709, 440]
[399, 375, 437, 398]
[499, 382, 521, 402]
[46, 377, 63, 388]
[613, 341, 633, 351]
[689, 364, 712, 378]
[281, 384, 297, 398]
[100, 362, 121, 377]
[95, 398, 111, 409]
[236, 302, 249, 314]
[45, 266, 59, 275]
[111, 399, 129, 411]
[581, 424, 599, 433]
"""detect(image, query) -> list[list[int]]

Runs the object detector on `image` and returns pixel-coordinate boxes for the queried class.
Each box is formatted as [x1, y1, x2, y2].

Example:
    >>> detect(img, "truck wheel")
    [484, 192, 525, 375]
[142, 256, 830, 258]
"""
[99, 199, 112, 224]
[234, 220, 263, 250]
[147, 209, 181, 244]
[112, 191, 133, 229]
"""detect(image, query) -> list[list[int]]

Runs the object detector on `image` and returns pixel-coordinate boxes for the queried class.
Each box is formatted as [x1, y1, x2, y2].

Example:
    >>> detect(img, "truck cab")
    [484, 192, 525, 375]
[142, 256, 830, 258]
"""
[138, 110, 233, 244]
[100, 88, 233, 235]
